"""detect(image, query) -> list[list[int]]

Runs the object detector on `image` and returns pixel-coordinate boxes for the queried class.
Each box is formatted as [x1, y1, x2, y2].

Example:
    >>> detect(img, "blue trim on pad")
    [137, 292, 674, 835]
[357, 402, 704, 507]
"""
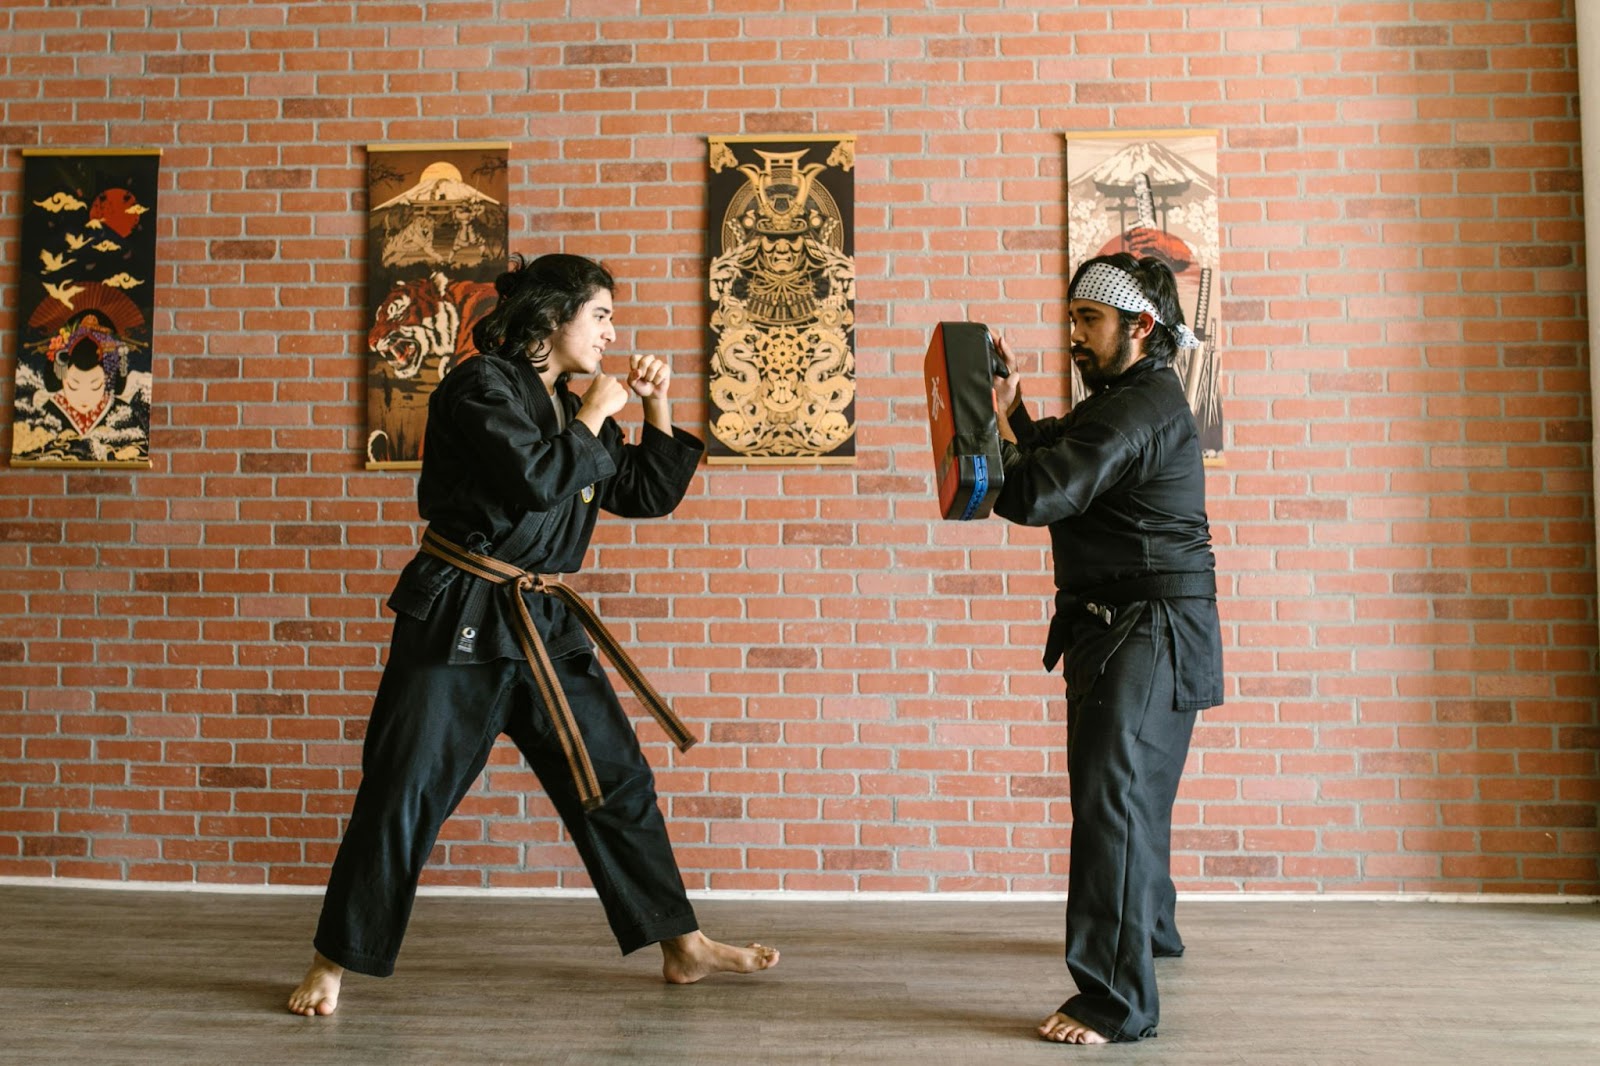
[959, 456, 988, 521]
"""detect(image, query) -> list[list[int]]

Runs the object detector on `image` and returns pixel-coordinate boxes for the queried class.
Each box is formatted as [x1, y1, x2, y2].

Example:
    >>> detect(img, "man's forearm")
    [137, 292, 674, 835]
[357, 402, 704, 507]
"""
[643, 395, 671, 435]
[997, 402, 1017, 444]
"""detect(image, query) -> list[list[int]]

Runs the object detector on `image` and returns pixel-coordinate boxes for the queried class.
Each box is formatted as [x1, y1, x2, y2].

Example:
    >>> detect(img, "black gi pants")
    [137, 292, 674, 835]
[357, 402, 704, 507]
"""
[1060, 609, 1197, 1042]
[313, 615, 699, 977]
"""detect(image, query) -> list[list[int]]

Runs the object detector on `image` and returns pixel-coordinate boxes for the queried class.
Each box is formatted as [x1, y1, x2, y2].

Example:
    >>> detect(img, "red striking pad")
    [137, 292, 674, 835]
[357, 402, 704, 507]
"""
[925, 322, 1005, 521]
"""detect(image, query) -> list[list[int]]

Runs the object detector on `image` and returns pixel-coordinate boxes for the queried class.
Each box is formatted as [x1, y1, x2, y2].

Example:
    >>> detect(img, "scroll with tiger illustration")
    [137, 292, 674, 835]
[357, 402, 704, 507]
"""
[10, 149, 160, 469]
[1065, 130, 1224, 463]
[365, 142, 508, 469]
[706, 135, 857, 464]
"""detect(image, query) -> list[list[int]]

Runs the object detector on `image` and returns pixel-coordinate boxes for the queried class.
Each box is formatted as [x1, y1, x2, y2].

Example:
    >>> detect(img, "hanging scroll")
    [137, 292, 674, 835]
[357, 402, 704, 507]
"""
[365, 142, 508, 469]
[10, 149, 160, 469]
[1065, 130, 1224, 462]
[706, 135, 857, 464]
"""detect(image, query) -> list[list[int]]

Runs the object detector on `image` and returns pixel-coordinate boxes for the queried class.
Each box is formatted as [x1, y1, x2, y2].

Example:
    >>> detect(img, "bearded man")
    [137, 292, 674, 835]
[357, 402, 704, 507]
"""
[992, 252, 1225, 1045]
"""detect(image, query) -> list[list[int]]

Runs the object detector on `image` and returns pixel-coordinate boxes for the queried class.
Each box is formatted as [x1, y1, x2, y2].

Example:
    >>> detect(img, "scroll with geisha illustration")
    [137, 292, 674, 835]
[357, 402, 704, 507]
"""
[365, 142, 508, 469]
[10, 149, 160, 469]
[706, 135, 856, 464]
[1065, 130, 1224, 462]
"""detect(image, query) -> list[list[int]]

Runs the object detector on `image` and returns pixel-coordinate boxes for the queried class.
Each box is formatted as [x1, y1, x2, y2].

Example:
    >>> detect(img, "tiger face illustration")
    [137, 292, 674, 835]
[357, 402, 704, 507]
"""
[369, 273, 498, 381]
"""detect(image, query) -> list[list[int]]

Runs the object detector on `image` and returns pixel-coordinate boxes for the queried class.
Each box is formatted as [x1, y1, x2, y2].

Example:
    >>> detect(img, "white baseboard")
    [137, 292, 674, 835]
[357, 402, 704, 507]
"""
[1, 875, 1594, 905]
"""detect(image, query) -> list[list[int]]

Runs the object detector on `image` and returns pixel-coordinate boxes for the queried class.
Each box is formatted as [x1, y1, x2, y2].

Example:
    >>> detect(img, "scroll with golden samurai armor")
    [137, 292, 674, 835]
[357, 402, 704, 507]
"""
[706, 135, 856, 464]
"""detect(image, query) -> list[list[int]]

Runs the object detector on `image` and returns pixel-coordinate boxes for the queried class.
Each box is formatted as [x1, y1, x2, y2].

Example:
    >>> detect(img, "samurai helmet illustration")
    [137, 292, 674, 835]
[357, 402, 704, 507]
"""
[738, 150, 826, 236]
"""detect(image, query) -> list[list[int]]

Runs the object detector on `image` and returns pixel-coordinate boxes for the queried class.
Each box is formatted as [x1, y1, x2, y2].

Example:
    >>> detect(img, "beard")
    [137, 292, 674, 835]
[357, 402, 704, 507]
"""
[1072, 327, 1137, 393]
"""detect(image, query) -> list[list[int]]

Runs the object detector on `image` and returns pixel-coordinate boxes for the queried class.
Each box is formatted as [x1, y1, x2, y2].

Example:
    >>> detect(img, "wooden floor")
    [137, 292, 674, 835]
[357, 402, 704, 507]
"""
[3, 886, 1597, 1065]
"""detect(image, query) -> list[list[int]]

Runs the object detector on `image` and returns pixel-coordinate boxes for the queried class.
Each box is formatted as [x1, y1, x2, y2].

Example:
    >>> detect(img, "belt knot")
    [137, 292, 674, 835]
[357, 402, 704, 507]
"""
[417, 526, 697, 812]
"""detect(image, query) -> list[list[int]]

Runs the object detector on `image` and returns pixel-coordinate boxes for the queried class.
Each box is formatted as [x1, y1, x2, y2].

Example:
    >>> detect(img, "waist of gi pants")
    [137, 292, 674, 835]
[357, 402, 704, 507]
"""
[418, 525, 698, 811]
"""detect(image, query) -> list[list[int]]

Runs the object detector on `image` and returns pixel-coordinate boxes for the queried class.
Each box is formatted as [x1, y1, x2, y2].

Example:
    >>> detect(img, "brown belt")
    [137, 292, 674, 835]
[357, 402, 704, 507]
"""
[418, 526, 698, 811]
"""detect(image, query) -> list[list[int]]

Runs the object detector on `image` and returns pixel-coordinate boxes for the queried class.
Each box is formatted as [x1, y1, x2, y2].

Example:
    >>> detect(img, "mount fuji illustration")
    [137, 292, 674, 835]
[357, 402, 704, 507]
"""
[1077, 142, 1215, 200]
[372, 162, 501, 211]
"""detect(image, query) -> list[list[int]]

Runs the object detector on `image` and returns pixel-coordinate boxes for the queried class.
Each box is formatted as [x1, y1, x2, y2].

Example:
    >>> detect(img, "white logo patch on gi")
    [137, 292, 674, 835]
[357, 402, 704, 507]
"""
[456, 625, 477, 653]
[581, 484, 595, 503]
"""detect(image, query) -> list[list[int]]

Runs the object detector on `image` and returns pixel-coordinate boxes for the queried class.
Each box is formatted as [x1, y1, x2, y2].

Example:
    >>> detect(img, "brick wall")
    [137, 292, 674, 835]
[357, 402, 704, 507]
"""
[0, 0, 1595, 895]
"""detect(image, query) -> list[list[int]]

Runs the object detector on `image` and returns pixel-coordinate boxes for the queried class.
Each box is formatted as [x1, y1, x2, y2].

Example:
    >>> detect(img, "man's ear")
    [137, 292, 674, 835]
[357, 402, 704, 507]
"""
[1131, 311, 1157, 342]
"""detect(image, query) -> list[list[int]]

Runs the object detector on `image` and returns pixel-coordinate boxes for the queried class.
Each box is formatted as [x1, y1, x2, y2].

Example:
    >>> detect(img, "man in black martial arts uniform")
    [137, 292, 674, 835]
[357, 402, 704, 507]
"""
[289, 254, 778, 1016]
[991, 253, 1224, 1045]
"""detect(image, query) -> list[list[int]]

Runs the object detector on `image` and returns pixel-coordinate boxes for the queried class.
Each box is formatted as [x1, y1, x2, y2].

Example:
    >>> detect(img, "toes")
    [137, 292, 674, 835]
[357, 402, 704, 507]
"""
[1038, 1012, 1103, 1044]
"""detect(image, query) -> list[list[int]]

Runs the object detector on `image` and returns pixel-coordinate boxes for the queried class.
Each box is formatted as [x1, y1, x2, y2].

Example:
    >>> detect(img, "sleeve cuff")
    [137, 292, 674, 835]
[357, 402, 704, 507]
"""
[643, 419, 702, 446]
[568, 417, 618, 482]
[643, 420, 706, 461]
[1000, 439, 1024, 472]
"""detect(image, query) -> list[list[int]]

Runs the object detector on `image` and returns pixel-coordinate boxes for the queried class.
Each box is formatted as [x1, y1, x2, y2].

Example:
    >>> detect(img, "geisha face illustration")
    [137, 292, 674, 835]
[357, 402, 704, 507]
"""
[45, 316, 124, 434]
[57, 341, 110, 416]
[13, 317, 148, 464]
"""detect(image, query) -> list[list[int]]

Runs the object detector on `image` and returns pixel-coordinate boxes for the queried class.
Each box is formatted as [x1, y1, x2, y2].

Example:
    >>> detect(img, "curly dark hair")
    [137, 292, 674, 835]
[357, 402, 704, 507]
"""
[1069, 252, 1187, 366]
[471, 253, 615, 369]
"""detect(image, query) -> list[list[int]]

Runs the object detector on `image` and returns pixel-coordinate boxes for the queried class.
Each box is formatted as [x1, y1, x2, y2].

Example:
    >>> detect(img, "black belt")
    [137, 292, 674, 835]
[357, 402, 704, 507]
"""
[1045, 570, 1217, 671]
[1071, 570, 1216, 608]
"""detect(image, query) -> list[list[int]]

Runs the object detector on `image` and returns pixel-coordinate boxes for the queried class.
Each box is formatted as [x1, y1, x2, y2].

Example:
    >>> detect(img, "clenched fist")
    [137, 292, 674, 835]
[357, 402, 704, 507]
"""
[627, 354, 671, 399]
[576, 373, 629, 434]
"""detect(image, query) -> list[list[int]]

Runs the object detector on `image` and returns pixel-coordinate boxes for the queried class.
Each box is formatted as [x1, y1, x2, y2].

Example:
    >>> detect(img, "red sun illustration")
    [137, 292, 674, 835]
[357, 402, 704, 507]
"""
[1096, 227, 1194, 274]
[90, 188, 141, 239]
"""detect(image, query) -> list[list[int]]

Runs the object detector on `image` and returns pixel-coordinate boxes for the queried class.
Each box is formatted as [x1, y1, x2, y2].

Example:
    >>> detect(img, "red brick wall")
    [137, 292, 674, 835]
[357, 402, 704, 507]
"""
[1, 1, 1595, 894]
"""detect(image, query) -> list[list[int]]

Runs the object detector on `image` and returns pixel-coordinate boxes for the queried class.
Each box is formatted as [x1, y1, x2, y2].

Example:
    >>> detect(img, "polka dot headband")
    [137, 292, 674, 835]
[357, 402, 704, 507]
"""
[1070, 262, 1201, 349]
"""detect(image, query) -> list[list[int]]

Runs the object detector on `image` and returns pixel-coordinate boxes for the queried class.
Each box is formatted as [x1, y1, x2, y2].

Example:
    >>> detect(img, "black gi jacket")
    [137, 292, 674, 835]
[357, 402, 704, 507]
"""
[994, 358, 1223, 712]
[386, 351, 704, 664]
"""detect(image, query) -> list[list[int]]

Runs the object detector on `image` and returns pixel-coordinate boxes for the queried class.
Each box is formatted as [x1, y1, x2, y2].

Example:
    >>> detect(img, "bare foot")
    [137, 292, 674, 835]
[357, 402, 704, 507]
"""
[659, 930, 780, 984]
[1038, 1011, 1109, 1044]
[287, 951, 344, 1016]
